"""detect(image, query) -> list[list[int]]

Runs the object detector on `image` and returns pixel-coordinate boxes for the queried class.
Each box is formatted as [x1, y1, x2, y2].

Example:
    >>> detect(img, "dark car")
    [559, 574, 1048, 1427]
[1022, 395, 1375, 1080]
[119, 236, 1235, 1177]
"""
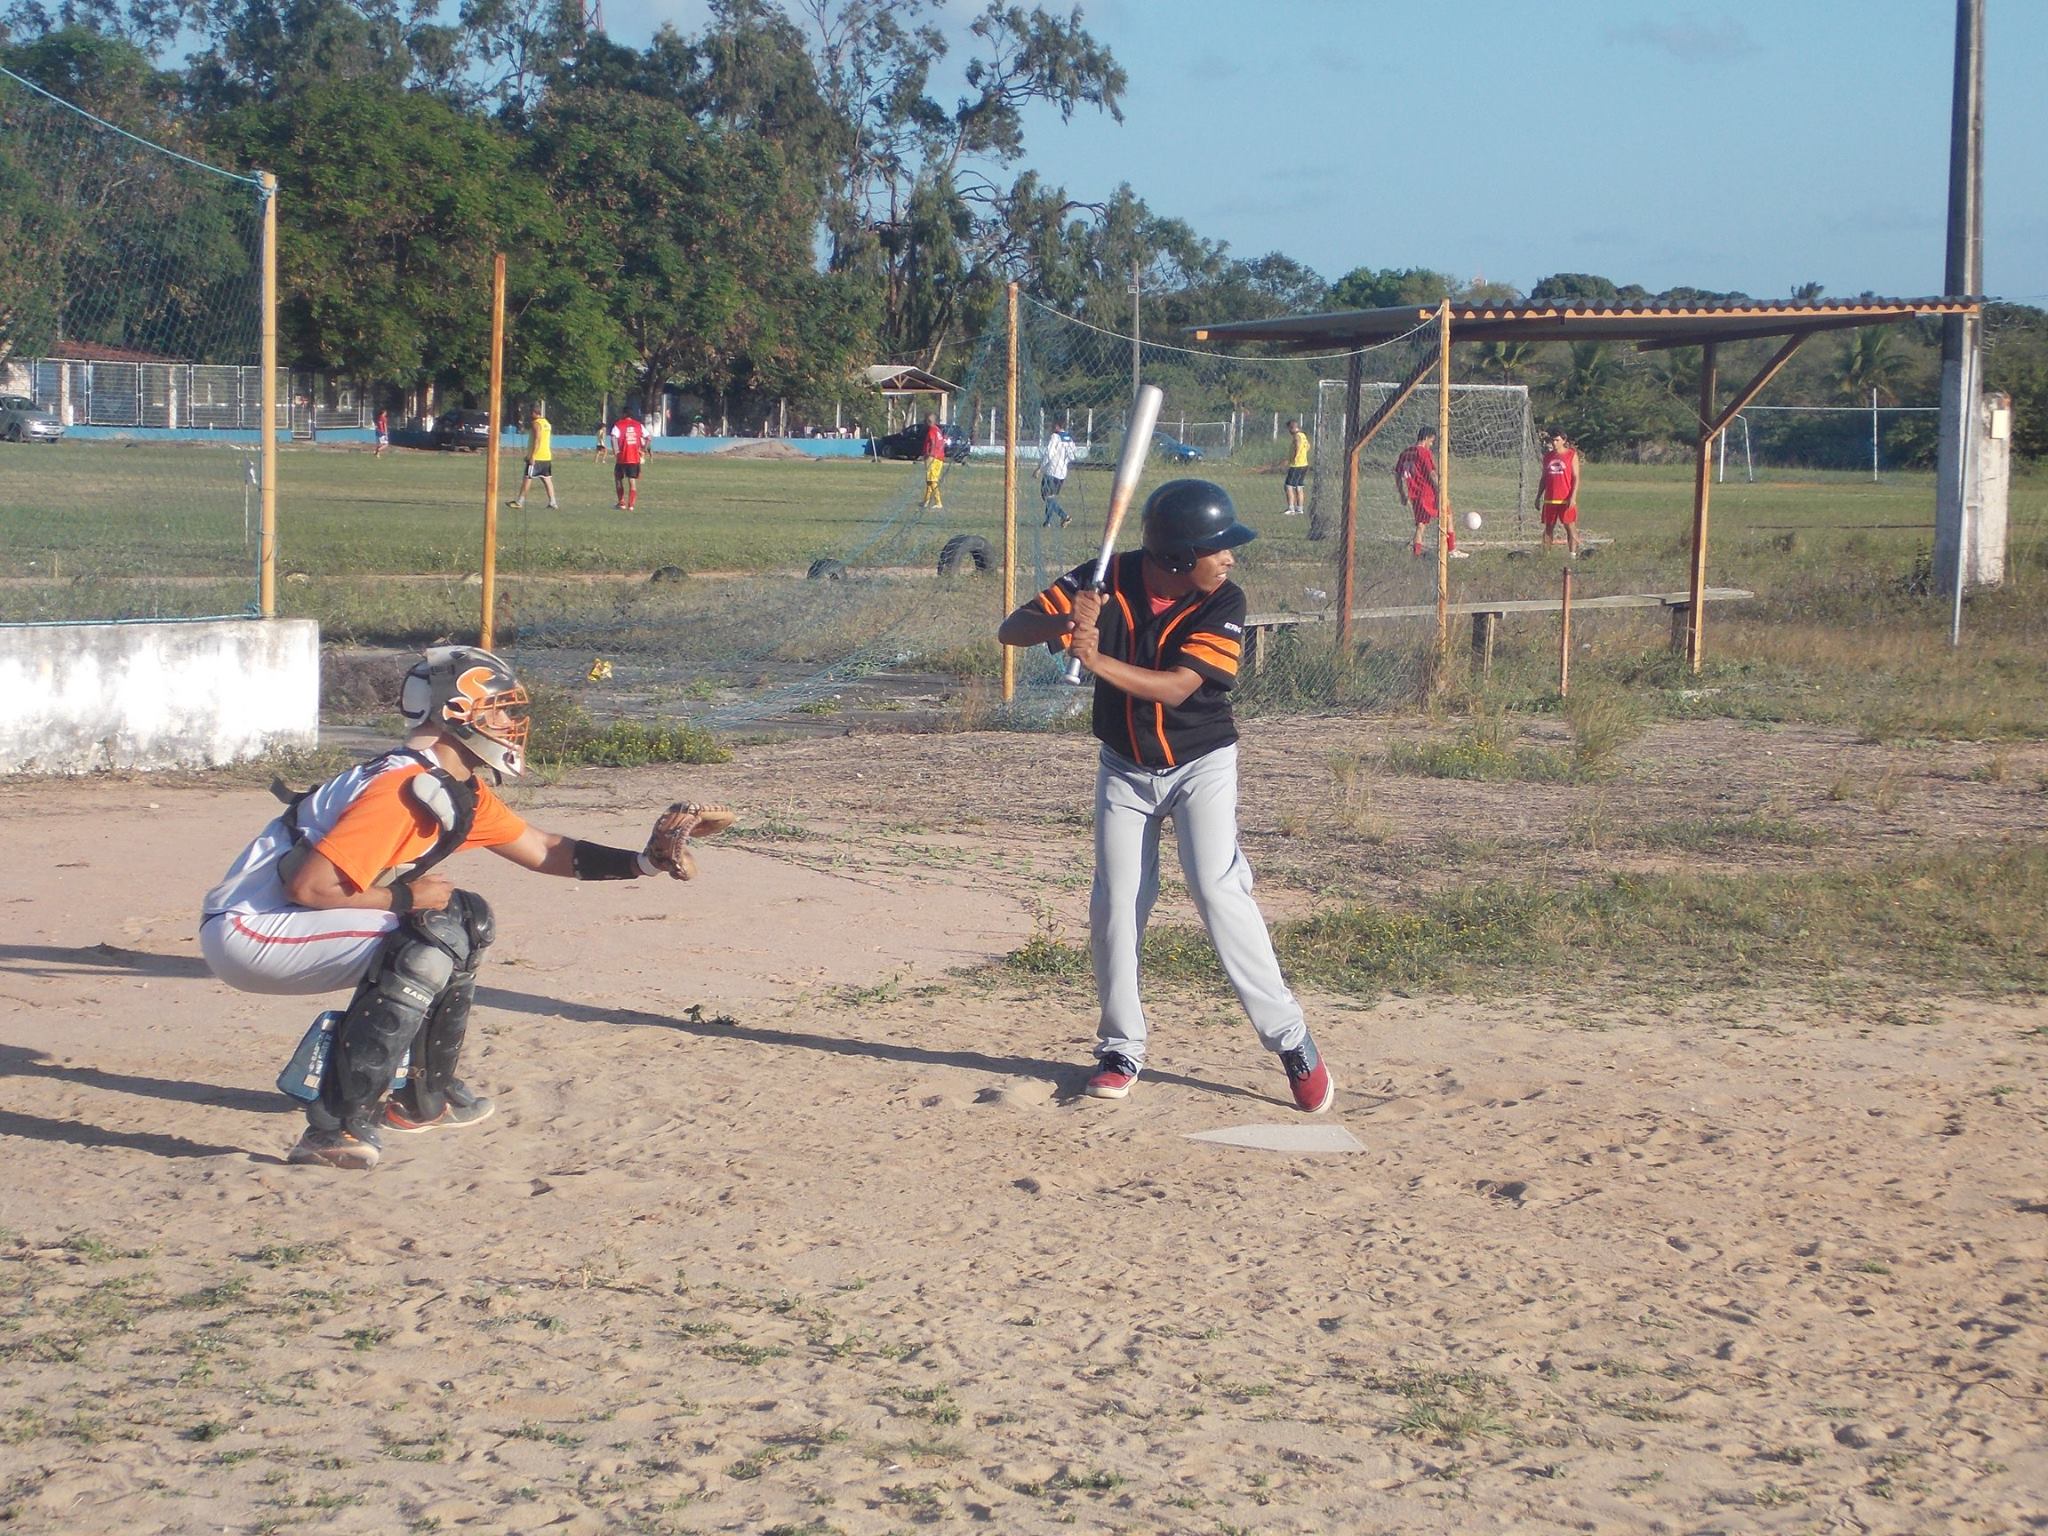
[1153, 430, 1203, 465]
[869, 422, 971, 463]
[430, 408, 493, 450]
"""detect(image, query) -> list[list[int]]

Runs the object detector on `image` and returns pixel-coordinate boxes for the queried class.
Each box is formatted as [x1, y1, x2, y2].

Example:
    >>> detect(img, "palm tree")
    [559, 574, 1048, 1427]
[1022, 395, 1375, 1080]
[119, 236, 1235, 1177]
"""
[1472, 339, 1535, 383]
[1557, 341, 1619, 401]
[1833, 329, 1906, 405]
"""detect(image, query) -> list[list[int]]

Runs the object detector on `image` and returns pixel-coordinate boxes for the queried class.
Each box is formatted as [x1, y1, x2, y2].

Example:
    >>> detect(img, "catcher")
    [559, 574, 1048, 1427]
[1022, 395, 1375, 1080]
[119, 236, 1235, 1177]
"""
[198, 645, 733, 1171]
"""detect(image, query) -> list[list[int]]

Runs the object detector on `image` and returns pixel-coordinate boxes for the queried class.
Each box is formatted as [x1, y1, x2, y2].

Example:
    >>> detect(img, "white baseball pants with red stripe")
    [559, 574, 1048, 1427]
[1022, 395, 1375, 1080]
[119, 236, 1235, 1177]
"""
[1089, 743, 1307, 1069]
[200, 908, 401, 996]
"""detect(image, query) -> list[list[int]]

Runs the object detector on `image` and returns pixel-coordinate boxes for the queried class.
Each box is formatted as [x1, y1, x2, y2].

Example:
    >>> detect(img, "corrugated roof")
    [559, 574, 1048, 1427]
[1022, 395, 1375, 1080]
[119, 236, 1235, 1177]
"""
[863, 363, 958, 392]
[1191, 297, 1981, 352]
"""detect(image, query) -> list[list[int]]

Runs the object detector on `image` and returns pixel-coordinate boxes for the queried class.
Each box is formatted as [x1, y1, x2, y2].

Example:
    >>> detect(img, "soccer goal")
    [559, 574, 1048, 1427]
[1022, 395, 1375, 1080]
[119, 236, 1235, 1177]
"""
[1309, 379, 1537, 540]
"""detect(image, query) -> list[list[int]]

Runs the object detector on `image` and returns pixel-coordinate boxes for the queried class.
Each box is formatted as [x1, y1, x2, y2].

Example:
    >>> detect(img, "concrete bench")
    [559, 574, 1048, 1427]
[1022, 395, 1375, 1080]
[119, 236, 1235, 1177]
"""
[1241, 588, 1754, 676]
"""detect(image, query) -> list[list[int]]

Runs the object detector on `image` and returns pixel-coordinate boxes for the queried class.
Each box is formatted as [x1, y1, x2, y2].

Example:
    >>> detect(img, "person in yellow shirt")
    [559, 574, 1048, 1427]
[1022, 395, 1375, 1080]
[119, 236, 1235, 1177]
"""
[1283, 418, 1311, 516]
[509, 404, 558, 510]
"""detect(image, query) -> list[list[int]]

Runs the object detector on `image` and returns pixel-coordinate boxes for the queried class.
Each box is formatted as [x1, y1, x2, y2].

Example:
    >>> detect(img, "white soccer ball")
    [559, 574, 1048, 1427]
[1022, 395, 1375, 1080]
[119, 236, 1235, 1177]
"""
[1464, 511, 1483, 532]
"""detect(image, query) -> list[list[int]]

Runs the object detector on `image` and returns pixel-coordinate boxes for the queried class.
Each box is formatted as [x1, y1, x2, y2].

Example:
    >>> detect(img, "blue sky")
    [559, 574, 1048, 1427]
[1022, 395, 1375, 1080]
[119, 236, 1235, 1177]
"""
[605, 0, 2047, 304]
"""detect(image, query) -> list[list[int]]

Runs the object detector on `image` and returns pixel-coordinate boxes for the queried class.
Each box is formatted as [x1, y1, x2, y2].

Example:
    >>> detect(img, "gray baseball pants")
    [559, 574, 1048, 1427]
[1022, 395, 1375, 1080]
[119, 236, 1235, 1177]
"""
[1091, 742, 1307, 1068]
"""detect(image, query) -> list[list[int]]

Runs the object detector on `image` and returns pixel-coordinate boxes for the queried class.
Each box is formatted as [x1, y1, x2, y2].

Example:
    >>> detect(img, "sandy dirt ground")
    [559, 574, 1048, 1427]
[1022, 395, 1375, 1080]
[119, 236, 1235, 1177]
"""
[1, 719, 2044, 1535]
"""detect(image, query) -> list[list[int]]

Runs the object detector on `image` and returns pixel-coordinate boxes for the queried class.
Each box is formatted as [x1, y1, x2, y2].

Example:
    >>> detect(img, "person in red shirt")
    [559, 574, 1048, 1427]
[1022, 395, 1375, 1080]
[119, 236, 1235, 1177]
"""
[1394, 427, 1465, 559]
[1539, 430, 1584, 557]
[374, 408, 389, 457]
[198, 646, 714, 1169]
[610, 410, 650, 509]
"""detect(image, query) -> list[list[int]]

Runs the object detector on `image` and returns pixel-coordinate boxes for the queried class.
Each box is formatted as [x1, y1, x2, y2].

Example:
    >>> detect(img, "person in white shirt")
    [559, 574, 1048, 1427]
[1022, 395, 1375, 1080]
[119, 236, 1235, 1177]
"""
[1041, 427, 1077, 527]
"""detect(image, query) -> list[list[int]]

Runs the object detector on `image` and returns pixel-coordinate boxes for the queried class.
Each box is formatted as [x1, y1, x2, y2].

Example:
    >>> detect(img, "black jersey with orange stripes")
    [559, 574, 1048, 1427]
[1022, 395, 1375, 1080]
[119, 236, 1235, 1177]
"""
[1036, 551, 1246, 769]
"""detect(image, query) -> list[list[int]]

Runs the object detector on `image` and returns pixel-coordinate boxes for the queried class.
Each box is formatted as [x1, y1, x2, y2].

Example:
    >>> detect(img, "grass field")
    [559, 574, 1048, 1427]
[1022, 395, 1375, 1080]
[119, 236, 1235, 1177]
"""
[3, 438, 2045, 737]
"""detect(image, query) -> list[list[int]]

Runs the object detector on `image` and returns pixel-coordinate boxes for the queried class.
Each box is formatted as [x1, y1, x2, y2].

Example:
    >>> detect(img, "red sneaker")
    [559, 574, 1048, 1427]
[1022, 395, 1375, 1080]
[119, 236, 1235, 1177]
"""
[382, 1081, 495, 1134]
[1280, 1039, 1334, 1114]
[1084, 1052, 1140, 1100]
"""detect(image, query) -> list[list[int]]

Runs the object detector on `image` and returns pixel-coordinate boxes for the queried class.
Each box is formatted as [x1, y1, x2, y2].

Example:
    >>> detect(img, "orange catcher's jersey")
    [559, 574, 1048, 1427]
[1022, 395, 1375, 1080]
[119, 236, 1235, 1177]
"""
[202, 750, 528, 918]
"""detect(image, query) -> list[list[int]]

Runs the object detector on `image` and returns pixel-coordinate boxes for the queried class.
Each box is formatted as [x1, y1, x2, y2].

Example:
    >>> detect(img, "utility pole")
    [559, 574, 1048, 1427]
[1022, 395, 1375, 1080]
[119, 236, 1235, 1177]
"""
[1934, 0, 1984, 603]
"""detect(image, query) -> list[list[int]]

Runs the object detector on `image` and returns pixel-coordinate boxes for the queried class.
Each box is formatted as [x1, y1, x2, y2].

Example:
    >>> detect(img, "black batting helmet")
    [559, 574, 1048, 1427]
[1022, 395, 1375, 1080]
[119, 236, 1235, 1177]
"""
[1140, 479, 1256, 573]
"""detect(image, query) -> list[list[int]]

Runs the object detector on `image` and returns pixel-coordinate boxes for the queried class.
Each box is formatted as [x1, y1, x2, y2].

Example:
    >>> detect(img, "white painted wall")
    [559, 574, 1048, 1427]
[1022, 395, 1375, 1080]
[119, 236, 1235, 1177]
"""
[0, 619, 319, 775]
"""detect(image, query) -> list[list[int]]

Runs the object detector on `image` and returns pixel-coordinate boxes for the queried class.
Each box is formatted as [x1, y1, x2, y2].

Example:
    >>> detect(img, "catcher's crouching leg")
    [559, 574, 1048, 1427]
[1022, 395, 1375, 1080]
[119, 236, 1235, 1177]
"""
[385, 892, 498, 1133]
[309, 893, 493, 1152]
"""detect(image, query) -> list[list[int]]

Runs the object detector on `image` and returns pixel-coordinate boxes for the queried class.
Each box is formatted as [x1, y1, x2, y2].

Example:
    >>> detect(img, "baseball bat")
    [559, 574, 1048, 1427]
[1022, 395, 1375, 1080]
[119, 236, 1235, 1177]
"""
[1063, 384, 1165, 684]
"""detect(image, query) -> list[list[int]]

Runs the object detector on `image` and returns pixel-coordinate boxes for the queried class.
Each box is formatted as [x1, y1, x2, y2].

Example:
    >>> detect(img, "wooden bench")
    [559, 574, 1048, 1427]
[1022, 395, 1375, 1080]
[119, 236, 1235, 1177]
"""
[1241, 588, 1754, 676]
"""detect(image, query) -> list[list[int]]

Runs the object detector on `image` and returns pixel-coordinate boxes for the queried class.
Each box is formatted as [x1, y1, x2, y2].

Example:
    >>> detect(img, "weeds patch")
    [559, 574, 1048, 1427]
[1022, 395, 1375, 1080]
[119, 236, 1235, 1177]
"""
[526, 686, 730, 769]
[999, 845, 2048, 1000]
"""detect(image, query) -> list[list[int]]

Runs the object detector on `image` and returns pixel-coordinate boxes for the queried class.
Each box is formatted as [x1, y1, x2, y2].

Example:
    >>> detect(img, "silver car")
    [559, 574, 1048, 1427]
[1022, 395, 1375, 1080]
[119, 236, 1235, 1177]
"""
[0, 394, 63, 443]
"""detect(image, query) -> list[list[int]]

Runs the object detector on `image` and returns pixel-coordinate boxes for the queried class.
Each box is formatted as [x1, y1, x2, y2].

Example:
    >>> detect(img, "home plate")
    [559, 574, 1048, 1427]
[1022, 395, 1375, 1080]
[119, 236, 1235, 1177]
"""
[1185, 1124, 1364, 1153]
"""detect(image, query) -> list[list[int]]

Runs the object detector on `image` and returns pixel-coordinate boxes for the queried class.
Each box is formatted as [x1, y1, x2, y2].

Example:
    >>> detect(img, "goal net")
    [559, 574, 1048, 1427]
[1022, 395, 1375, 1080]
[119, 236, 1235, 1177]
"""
[0, 64, 270, 626]
[1311, 379, 1536, 541]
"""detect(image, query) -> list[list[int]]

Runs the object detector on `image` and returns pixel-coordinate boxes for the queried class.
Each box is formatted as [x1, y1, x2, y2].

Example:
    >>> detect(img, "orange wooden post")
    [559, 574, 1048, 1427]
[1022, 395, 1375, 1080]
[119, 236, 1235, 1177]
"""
[1435, 300, 1452, 663]
[1335, 348, 1362, 647]
[1558, 565, 1574, 697]
[1684, 341, 1718, 672]
[481, 252, 506, 649]
[1002, 281, 1019, 703]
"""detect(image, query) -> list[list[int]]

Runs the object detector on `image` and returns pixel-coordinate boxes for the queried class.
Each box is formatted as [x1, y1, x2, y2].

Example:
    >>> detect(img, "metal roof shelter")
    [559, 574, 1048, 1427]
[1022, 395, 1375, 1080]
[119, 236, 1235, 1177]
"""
[863, 363, 958, 426]
[1190, 298, 1980, 668]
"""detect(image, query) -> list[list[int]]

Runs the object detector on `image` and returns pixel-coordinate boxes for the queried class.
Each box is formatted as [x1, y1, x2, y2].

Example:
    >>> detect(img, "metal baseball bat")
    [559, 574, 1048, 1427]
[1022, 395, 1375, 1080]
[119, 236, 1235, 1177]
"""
[1063, 384, 1165, 684]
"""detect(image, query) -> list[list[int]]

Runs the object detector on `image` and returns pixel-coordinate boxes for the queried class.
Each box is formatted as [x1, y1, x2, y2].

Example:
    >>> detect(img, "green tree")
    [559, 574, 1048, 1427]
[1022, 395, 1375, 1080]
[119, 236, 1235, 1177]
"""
[1832, 328, 1908, 405]
[210, 79, 619, 406]
[527, 81, 846, 412]
[1528, 272, 1620, 306]
[1, 27, 256, 368]
[1327, 266, 1455, 310]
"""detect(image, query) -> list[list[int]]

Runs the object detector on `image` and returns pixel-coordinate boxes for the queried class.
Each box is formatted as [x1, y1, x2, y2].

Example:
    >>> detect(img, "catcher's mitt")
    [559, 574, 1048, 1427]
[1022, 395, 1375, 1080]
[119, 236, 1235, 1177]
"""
[642, 801, 738, 880]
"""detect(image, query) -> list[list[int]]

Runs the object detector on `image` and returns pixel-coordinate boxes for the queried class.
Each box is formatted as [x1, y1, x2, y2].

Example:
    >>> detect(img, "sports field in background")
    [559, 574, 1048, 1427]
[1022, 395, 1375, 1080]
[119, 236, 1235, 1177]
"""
[2, 439, 2044, 736]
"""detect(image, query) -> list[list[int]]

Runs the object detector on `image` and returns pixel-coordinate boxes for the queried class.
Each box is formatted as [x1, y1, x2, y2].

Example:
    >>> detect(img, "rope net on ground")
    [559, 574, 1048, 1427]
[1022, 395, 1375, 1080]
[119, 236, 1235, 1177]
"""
[505, 303, 1510, 728]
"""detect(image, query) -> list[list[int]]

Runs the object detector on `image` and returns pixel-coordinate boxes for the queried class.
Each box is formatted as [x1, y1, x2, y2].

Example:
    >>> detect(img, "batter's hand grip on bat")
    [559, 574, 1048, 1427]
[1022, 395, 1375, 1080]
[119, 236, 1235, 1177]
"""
[1063, 384, 1165, 685]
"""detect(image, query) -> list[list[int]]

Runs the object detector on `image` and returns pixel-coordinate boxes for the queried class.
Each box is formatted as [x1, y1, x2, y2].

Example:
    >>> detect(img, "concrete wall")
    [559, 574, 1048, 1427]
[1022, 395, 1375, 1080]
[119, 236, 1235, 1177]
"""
[0, 619, 319, 775]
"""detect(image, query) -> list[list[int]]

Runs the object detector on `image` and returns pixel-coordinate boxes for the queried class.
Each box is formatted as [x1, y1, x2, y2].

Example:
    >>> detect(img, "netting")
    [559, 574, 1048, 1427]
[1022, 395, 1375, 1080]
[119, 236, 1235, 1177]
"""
[502, 298, 1479, 728]
[1310, 379, 1535, 540]
[1718, 405, 1941, 480]
[0, 65, 269, 625]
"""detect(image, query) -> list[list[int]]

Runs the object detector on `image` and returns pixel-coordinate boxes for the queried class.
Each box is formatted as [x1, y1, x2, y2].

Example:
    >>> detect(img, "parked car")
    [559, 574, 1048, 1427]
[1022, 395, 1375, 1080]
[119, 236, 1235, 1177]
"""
[1152, 430, 1203, 465]
[429, 408, 493, 450]
[0, 395, 63, 443]
[869, 422, 971, 463]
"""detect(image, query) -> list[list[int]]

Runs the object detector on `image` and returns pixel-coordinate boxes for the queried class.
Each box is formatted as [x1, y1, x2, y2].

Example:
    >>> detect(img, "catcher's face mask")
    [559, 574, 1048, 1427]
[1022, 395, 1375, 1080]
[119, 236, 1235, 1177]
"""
[401, 646, 530, 781]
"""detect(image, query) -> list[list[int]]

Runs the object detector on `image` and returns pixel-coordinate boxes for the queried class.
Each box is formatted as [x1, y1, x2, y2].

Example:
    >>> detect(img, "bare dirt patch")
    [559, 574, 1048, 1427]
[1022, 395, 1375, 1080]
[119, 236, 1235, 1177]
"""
[0, 719, 2043, 1533]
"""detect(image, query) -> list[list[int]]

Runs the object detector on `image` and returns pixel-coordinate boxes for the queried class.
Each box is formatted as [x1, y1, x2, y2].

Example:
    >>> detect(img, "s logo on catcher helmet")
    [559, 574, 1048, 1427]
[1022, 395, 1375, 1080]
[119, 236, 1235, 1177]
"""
[400, 646, 530, 782]
[444, 666, 498, 724]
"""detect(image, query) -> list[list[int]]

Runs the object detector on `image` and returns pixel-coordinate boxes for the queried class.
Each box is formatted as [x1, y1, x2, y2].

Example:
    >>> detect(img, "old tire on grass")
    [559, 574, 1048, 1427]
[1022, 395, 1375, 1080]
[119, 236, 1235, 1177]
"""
[808, 558, 848, 581]
[937, 534, 993, 578]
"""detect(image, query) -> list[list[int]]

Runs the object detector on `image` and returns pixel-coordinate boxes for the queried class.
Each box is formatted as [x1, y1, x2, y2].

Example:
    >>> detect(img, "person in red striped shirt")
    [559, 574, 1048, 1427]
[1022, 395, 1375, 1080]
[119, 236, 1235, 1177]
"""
[610, 409, 650, 510]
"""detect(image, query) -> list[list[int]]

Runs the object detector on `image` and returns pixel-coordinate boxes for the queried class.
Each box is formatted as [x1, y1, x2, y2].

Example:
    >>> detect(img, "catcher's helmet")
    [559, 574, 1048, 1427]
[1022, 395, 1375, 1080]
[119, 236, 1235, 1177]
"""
[1140, 479, 1256, 573]
[399, 645, 530, 781]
